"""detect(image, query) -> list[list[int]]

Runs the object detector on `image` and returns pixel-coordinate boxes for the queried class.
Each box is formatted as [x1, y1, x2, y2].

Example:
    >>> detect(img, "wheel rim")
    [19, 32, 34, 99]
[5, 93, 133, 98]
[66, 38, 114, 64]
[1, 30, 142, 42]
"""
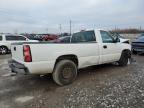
[62, 67, 73, 79]
[0, 47, 7, 54]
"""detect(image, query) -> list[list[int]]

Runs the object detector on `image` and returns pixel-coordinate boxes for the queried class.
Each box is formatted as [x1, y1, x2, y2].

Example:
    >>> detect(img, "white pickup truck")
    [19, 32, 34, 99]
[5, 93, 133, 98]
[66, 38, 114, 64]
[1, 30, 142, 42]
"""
[9, 29, 131, 86]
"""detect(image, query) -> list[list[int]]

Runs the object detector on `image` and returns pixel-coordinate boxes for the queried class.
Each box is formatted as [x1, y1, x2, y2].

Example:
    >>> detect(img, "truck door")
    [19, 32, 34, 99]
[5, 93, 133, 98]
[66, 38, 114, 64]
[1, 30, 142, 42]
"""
[99, 30, 121, 64]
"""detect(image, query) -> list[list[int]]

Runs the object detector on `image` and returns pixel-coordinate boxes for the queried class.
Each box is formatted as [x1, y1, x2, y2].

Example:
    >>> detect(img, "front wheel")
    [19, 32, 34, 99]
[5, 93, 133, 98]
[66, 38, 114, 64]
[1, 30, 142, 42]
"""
[118, 51, 130, 66]
[52, 60, 77, 86]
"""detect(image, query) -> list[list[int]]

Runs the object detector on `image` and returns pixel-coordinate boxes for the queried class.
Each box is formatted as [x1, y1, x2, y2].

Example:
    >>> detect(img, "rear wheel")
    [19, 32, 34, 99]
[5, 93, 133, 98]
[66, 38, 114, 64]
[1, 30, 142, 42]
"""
[52, 60, 77, 86]
[0, 46, 8, 55]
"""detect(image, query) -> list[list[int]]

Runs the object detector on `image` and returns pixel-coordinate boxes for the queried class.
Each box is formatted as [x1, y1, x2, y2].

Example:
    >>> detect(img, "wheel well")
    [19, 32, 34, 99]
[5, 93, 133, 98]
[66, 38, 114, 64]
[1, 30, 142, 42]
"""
[122, 49, 131, 58]
[0, 45, 8, 50]
[55, 55, 78, 67]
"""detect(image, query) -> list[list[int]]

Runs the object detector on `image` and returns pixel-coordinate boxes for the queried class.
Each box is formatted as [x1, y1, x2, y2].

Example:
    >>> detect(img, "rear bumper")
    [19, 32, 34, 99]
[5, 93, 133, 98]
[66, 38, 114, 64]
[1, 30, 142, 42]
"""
[8, 60, 29, 74]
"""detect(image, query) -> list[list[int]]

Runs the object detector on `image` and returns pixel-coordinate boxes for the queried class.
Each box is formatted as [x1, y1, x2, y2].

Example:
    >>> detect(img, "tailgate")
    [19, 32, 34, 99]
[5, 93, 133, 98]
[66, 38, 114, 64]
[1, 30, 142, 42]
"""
[11, 44, 24, 62]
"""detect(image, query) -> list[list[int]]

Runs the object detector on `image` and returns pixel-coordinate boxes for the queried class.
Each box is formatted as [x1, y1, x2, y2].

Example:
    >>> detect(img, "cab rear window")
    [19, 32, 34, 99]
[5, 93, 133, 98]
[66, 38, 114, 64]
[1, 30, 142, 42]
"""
[71, 30, 96, 43]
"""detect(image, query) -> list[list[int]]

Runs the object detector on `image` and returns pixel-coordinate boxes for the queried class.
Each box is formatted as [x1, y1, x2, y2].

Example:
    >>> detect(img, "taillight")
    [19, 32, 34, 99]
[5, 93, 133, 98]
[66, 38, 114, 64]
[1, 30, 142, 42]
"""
[23, 45, 32, 62]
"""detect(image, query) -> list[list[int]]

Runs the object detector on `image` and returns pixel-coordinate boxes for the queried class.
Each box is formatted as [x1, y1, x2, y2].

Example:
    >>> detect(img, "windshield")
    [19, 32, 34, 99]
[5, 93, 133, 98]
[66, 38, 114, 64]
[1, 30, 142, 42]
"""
[110, 32, 125, 39]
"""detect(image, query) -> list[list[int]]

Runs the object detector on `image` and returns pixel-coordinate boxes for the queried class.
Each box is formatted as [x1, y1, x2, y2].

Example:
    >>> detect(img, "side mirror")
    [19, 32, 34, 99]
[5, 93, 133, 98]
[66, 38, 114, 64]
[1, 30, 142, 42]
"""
[114, 36, 120, 43]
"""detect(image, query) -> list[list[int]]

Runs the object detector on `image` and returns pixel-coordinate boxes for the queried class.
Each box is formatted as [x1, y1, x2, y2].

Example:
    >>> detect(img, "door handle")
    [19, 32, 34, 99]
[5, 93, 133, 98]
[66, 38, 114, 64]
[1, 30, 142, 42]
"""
[103, 45, 107, 49]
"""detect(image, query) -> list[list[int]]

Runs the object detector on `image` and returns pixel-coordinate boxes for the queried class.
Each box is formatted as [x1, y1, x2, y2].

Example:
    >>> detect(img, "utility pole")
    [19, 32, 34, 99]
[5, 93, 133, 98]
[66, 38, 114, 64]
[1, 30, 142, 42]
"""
[70, 20, 72, 35]
[14, 29, 18, 34]
[59, 24, 62, 35]
[46, 28, 48, 33]
[115, 25, 117, 30]
[140, 26, 142, 30]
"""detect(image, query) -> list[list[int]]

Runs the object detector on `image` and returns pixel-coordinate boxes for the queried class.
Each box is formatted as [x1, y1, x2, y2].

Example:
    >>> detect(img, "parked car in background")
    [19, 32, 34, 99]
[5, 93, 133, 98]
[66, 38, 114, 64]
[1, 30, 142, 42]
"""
[50, 36, 71, 43]
[136, 33, 144, 39]
[22, 34, 42, 41]
[132, 36, 144, 54]
[21, 33, 58, 41]
[110, 32, 130, 44]
[59, 33, 71, 37]
[41, 34, 58, 41]
[0, 34, 38, 54]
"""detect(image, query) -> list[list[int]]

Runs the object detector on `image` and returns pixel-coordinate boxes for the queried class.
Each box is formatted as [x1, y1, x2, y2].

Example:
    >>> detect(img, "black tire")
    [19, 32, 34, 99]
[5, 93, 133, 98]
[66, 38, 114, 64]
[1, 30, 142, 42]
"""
[0, 46, 8, 55]
[118, 51, 129, 66]
[52, 60, 77, 86]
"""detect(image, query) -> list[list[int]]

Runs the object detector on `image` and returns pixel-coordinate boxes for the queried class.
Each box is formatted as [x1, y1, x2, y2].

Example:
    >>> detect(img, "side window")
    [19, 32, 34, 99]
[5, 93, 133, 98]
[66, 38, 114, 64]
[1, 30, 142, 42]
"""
[100, 31, 114, 43]
[71, 31, 96, 43]
[0, 36, 2, 41]
[6, 36, 26, 41]
[17, 36, 26, 41]
[6, 36, 17, 41]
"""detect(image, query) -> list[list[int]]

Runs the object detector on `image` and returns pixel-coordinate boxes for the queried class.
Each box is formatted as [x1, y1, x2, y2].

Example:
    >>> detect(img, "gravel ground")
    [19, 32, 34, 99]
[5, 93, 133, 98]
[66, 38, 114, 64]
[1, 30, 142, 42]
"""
[0, 54, 144, 108]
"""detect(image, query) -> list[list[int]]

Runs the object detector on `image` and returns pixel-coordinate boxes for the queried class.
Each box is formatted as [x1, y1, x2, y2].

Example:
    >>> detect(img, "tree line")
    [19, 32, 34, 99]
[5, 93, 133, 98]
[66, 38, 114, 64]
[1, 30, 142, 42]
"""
[110, 28, 144, 34]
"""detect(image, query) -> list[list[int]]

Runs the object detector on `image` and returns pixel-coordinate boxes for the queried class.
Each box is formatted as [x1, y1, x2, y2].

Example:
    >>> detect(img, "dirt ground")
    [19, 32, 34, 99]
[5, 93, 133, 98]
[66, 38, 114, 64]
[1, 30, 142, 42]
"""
[0, 54, 144, 108]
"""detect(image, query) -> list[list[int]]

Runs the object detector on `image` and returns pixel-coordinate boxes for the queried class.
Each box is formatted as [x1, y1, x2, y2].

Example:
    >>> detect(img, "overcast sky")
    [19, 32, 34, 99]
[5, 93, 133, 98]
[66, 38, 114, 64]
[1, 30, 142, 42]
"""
[0, 0, 144, 33]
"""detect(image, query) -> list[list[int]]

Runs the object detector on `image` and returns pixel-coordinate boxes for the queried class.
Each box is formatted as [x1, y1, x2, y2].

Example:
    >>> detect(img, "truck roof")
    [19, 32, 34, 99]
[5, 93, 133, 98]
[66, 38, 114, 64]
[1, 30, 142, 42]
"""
[73, 29, 106, 33]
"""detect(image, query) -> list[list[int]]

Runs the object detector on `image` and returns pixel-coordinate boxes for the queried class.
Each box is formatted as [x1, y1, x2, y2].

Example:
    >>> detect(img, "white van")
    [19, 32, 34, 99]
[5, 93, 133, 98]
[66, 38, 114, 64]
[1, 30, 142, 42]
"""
[0, 34, 38, 54]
